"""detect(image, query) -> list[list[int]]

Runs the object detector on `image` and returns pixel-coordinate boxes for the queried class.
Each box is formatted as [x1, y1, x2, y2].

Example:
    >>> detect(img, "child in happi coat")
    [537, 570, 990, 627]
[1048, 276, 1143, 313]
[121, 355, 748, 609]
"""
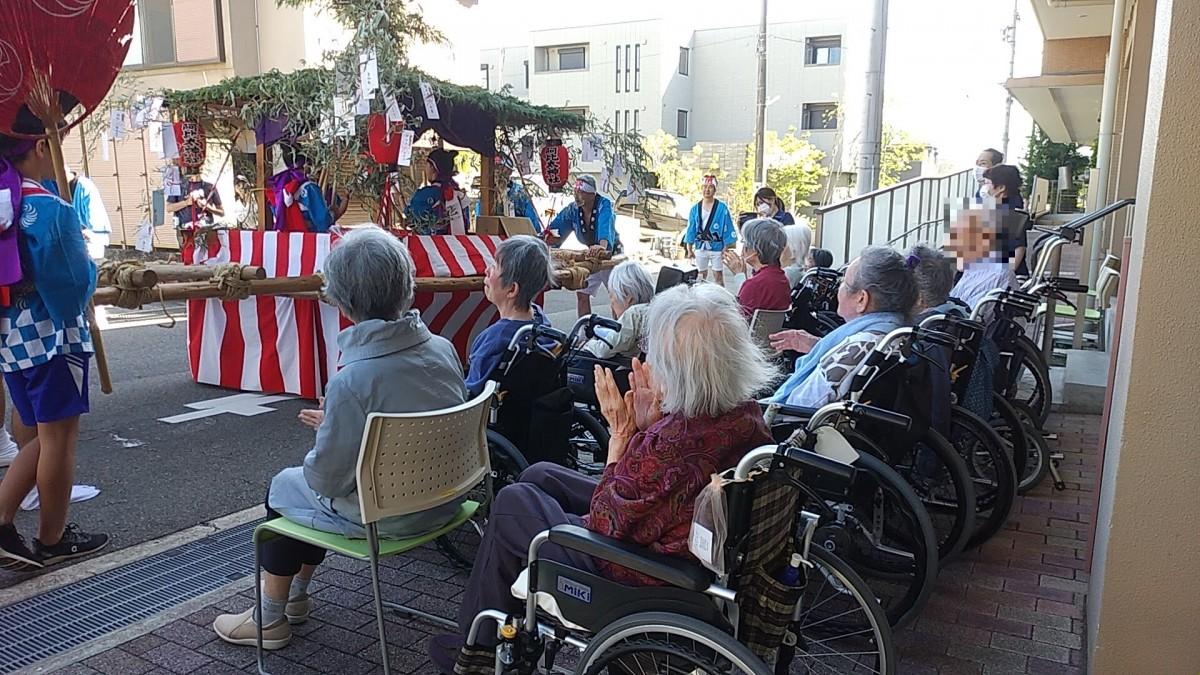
[0, 135, 106, 569]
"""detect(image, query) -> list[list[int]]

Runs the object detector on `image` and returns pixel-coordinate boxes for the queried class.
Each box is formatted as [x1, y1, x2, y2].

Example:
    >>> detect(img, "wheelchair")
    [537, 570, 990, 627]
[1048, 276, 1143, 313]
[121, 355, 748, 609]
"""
[761, 325, 982, 629]
[460, 400, 902, 675]
[485, 314, 630, 490]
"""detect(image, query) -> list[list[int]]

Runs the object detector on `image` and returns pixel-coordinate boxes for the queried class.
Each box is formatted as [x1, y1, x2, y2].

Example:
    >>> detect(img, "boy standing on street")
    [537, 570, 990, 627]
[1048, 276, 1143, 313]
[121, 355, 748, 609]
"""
[0, 135, 106, 569]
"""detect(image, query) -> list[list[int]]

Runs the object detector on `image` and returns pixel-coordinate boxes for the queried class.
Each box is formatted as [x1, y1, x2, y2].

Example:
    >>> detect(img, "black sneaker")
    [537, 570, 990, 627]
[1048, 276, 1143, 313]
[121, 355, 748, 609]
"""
[0, 523, 44, 570]
[34, 523, 109, 565]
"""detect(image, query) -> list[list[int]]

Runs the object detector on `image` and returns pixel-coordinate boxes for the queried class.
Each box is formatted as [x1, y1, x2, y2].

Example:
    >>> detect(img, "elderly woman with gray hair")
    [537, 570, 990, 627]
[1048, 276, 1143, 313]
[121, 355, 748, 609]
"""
[465, 235, 554, 396]
[769, 245, 918, 407]
[584, 260, 655, 359]
[722, 217, 793, 318]
[907, 243, 965, 319]
[213, 226, 468, 651]
[431, 282, 774, 672]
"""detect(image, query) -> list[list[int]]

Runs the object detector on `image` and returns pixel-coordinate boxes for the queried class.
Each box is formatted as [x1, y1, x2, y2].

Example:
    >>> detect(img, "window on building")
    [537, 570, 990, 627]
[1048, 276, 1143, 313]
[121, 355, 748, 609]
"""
[124, 0, 224, 68]
[802, 102, 838, 130]
[678, 47, 690, 76]
[634, 44, 641, 91]
[633, 109, 639, 132]
[624, 110, 631, 133]
[523, 60, 529, 88]
[615, 110, 621, 132]
[615, 46, 621, 92]
[625, 45, 631, 92]
[559, 45, 586, 70]
[677, 109, 689, 138]
[480, 64, 490, 89]
[805, 36, 842, 66]
[535, 44, 588, 72]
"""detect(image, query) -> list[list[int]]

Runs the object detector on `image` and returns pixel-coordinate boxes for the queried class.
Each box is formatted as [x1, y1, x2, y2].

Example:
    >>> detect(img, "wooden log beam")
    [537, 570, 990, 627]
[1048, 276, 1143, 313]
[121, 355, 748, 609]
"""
[96, 268, 158, 288]
[92, 258, 624, 306]
[144, 264, 267, 283]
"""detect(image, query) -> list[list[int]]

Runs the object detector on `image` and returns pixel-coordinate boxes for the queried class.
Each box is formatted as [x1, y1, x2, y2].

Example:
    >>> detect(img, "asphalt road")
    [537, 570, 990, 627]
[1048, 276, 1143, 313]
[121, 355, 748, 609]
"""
[0, 287, 604, 589]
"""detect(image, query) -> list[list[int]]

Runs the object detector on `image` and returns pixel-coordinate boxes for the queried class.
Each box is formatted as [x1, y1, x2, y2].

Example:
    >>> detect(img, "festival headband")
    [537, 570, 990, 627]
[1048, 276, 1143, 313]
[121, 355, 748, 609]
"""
[702, 175, 717, 187]
[575, 178, 597, 194]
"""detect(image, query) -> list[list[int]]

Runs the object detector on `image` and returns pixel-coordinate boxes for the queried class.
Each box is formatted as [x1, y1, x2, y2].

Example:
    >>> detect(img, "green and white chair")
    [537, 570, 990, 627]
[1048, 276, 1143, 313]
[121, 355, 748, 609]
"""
[252, 381, 497, 675]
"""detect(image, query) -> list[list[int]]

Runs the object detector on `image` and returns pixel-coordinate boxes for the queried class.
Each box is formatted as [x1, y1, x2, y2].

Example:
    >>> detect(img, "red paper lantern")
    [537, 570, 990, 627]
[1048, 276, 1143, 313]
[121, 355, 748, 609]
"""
[174, 121, 206, 169]
[366, 113, 405, 164]
[540, 138, 570, 191]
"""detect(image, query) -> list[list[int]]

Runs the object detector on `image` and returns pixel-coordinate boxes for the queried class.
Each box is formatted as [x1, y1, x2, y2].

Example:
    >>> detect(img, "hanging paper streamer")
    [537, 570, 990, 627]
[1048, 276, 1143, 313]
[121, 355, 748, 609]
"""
[582, 135, 602, 163]
[110, 109, 127, 141]
[161, 122, 179, 160]
[359, 49, 380, 98]
[148, 120, 164, 156]
[162, 165, 183, 198]
[332, 96, 355, 137]
[101, 129, 111, 161]
[398, 129, 415, 166]
[419, 81, 440, 120]
[384, 91, 403, 124]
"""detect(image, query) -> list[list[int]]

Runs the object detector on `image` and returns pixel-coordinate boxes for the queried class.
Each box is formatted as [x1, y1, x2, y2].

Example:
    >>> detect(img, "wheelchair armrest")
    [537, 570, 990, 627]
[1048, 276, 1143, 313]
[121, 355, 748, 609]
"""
[545, 524, 713, 593]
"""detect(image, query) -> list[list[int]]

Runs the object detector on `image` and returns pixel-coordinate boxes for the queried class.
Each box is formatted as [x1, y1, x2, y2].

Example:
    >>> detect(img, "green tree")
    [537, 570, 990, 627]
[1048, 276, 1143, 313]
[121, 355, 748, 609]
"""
[729, 129, 827, 214]
[1020, 125, 1090, 197]
[880, 126, 926, 187]
[640, 130, 709, 202]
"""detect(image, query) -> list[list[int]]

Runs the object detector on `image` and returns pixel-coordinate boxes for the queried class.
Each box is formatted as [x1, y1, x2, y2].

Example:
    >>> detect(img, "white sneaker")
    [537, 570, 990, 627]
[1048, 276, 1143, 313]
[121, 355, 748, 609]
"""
[0, 434, 18, 469]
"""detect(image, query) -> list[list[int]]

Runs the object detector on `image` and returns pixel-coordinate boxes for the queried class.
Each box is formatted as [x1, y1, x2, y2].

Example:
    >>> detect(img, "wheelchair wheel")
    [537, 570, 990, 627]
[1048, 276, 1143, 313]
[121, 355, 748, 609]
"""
[817, 451, 937, 629]
[1006, 336, 1052, 428]
[788, 545, 896, 675]
[569, 407, 611, 474]
[1011, 401, 1051, 493]
[487, 429, 530, 497]
[578, 611, 771, 675]
[842, 426, 976, 563]
[950, 406, 1018, 549]
[990, 394, 1033, 492]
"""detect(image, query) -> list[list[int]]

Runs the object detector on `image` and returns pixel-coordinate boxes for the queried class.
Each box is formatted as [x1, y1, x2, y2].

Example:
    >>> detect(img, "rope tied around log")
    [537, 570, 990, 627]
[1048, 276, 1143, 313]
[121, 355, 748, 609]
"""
[96, 260, 154, 310]
[209, 264, 254, 300]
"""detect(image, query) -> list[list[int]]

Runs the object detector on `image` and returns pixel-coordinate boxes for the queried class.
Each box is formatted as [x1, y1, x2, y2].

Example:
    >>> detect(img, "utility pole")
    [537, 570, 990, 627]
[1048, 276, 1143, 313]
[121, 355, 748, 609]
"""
[1001, 0, 1018, 158]
[753, 0, 768, 186]
[856, 0, 889, 195]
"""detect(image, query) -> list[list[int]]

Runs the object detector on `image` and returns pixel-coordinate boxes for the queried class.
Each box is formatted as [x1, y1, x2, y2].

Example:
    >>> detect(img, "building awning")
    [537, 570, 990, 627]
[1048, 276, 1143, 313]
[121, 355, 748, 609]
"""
[1006, 73, 1104, 143]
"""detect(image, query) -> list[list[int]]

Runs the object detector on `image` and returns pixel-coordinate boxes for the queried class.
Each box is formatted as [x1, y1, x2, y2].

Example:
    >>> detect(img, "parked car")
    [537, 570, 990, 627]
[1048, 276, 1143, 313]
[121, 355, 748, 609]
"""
[622, 188, 690, 232]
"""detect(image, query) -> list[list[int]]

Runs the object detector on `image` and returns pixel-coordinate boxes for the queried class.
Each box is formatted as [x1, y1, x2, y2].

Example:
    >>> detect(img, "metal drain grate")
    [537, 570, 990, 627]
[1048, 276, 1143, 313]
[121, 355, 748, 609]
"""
[0, 518, 262, 673]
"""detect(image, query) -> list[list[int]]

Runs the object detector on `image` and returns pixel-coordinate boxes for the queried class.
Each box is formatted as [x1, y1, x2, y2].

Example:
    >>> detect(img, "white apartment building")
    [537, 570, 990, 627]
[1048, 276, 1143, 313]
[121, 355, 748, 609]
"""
[480, 10, 873, 203]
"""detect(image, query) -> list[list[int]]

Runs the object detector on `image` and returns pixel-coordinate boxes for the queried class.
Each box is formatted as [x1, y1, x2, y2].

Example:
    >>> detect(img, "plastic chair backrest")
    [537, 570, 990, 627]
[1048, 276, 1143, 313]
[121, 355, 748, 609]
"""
[750, 309, 788, 346]
[354, 381, 497, 524]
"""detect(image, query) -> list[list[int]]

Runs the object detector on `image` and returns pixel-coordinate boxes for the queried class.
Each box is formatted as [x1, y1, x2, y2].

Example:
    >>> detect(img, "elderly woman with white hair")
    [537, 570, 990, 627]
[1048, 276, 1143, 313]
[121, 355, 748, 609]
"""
[584, 260, 655, 359]
[431, 283, 774, 672]
[213, 226, 467, 651]
[769, 246, 918, 407]
[780, 222, 814, 288]
[723, 217, 793, 318]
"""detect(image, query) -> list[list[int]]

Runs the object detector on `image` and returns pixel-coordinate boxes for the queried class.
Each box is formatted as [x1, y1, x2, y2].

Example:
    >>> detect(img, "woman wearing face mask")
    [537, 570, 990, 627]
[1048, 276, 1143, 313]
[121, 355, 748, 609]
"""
[753, 187, 795, 225]
[722, 218, 792, 319]
[981, 164, 1029, 276]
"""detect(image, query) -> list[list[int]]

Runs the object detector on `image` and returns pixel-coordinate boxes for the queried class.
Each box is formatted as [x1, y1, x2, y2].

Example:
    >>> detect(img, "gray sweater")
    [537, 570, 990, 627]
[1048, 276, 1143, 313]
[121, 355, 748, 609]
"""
[303, 312, 467, 501]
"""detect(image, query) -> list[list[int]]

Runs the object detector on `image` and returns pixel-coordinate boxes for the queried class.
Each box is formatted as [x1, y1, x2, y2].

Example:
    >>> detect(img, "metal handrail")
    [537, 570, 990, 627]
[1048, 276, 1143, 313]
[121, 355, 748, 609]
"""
[816, 168, 974, 265]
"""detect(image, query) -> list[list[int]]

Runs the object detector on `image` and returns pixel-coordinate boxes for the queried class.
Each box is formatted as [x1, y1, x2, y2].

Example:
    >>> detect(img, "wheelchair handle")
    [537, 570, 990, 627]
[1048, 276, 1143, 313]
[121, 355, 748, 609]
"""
[846, 402, 912, 431]
[914, 328, 957, 349]
[591, 316, 622, 334]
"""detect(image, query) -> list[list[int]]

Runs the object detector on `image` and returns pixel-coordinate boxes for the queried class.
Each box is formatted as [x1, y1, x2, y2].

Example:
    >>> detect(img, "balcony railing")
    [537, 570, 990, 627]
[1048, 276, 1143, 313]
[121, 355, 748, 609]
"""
[815, 168, 974, 264]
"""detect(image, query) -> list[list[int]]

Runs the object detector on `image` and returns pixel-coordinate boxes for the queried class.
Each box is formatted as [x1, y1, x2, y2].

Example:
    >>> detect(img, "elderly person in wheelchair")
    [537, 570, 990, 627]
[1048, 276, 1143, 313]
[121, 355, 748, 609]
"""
[948, 206, 1017, 310]
[582, 260, 654, 360]
[767, 246, 918, 407]
[429, 282, 775, 673]
[212, 227, 468, 650]
[466, 235, 554, 397]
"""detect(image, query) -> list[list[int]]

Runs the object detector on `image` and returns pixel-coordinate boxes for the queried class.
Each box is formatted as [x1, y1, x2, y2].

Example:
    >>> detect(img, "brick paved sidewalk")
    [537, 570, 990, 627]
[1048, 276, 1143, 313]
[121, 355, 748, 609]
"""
[50, 412, 1100, 675]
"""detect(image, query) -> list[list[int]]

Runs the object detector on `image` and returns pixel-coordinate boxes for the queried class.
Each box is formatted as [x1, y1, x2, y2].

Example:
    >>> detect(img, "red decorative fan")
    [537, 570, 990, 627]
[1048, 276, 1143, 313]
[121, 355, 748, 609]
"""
[0, 1, 136, 137]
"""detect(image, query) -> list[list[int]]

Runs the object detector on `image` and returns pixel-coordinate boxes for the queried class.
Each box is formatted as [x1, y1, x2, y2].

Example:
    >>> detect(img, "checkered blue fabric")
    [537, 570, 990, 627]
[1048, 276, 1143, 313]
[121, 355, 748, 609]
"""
[0, 304, 93, 373]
